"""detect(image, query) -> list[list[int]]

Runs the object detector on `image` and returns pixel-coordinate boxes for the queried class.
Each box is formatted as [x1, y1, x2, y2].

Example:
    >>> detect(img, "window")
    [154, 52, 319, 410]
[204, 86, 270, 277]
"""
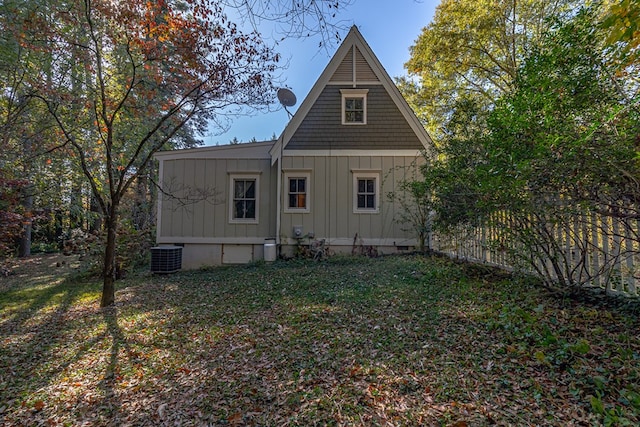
[341, 89, 368, 125]
[234, 179, 256, 219]
[284, 171, 311, 213]
[345, 97, 364, 123]
[357, 178, 376, 209]
[353, 172, 379, 213]
[229, 174, 259, 223]
[289, 178, 306, 208]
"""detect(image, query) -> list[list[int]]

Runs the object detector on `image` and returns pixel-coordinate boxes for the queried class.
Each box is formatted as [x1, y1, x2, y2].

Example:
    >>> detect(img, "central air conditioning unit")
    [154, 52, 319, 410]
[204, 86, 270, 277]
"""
[150, 246, 182, 273]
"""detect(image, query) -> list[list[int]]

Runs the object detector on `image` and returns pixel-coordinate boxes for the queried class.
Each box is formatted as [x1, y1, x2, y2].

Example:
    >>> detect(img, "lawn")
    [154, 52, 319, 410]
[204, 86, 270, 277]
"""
[1, 254, 639, 426]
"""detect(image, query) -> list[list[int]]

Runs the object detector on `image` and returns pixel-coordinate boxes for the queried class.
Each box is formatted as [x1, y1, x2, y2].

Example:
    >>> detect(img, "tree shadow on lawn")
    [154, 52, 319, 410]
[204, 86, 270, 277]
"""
[115, 258, 640, 425]
[91, 306, 128, 422]
[104, 258, 505, 424]
[3, 255, 638, 425]
[0, 268, 131, 423]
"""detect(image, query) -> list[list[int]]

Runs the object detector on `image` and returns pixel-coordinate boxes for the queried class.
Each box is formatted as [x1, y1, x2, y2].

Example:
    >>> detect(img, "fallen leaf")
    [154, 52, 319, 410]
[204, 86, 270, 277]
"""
[158, 403, 167, 419]
[228, 412, 243, 424]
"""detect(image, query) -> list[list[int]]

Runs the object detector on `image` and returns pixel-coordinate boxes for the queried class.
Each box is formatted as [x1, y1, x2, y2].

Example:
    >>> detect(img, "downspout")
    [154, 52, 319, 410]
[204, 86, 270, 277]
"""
[275, 88, 296, 250]
[156, 158, 164, 244]
[276, 136, 283, 246]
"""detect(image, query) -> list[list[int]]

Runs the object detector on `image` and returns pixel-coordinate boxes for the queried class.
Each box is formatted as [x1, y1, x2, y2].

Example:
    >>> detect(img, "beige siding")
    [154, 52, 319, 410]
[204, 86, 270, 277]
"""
[335, 157, 350, 237]
[213, 163, 227, 238]
[203, 163, 217, 237]
[281, 154, 424, 245]
[159, 157, 276, 242]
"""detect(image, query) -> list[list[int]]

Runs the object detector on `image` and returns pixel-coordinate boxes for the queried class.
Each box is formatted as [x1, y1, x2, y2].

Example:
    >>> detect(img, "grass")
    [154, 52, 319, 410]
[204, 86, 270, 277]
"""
[1, 253, 639, 426]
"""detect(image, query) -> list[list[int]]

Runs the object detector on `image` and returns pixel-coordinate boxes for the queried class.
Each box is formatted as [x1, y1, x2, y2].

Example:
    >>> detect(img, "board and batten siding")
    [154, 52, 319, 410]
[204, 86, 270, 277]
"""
[280, 154, 424, 246]
[158, 157, 276, 242]
[286, 85, 424, 150]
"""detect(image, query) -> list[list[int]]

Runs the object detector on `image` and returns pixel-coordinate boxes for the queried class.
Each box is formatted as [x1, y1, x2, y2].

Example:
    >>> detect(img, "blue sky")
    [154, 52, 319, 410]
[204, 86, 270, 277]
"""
[205, 0, 438, 146]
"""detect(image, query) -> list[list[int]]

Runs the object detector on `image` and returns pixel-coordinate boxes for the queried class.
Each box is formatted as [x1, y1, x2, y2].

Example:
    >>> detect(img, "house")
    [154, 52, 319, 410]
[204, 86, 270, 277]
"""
[154, 26, 433, 268]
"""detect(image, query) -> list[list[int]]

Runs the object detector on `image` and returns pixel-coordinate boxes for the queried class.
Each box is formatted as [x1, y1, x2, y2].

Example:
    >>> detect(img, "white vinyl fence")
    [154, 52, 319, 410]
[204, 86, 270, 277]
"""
[430, 208, 639, 297]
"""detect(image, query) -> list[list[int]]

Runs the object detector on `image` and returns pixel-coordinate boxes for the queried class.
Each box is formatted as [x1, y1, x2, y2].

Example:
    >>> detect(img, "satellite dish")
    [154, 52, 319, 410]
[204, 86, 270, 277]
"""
[277, 88, 297, 107]
[277, 88, 296, 120]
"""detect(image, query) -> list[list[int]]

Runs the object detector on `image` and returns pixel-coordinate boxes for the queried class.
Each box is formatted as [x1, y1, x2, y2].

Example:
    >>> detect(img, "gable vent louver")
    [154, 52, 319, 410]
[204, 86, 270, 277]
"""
[330, 46, 355, 82]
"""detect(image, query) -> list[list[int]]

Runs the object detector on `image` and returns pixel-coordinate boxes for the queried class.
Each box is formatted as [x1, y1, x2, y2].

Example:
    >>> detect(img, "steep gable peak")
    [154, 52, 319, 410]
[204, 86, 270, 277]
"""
[326, 26, 384, 86]
[270, 25, 433, 163]
[330, 43, 379, 85]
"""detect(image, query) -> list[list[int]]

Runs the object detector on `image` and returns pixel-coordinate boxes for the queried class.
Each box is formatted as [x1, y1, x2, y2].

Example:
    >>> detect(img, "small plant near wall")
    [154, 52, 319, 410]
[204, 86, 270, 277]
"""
[385, 160, 433, 253]
[294, 234, 332, 261]
[351, 233, 379, 258]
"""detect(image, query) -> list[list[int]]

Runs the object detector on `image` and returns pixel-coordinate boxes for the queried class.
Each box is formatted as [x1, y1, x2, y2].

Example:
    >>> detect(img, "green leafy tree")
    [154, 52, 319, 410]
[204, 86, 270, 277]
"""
[486, 6, 639, 217]
[601, 0, 640, 68]
[420, 98, 490, 230]
[401, 0, 579, 141]
[429, 5, 640, 290]
[401, 0, 588, 238]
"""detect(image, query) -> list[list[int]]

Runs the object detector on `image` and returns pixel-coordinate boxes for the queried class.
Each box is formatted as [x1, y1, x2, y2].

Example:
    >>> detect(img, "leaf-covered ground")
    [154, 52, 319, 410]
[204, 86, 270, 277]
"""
[1, 254, 639, 426]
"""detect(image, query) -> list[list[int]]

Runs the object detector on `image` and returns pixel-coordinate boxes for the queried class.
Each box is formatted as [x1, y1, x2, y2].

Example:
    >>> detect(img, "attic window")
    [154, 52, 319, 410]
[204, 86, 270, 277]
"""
[341, 89, 368, 125]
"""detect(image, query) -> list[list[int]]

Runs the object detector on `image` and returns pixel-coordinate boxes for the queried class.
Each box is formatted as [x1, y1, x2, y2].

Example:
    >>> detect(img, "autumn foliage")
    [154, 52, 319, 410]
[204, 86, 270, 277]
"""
[4, 0, 279, 305]
[0, 176, 27, 259]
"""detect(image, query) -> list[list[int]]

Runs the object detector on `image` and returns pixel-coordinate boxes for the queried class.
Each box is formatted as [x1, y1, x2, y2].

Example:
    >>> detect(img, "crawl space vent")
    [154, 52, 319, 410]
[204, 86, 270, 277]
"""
[150, 246, 182, 273]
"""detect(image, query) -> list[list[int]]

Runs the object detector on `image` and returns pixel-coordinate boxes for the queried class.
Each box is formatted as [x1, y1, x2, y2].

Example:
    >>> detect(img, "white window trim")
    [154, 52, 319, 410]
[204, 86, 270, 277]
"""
[229, 173, 260, 224]
[341, 88, 369, 125]
[284, 171, 311, 213]
[352, 171, 380, 214]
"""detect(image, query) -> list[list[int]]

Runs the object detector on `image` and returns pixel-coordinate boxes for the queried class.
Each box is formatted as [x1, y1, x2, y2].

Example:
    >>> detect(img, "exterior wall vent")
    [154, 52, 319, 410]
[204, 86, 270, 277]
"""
[150, 246, 182, 273]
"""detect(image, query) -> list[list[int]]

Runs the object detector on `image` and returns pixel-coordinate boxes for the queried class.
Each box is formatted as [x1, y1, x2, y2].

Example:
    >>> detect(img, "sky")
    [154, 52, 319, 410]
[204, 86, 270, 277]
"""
[205, 0, 438, 146]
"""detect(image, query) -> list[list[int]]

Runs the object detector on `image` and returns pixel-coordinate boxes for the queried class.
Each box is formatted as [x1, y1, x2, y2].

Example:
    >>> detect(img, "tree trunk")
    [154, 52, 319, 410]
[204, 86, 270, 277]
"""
[148, 161, 158, 226]
[18, 223, 32, 257]
[89, 195, 102, 233]
[100, 209, 118, 307]
[69, 183, 83, 232]
[18, 184, 33, 257]
[132, 172, 149, 231]
[55, 208, 64, 250]
[19, 132, 33, 258]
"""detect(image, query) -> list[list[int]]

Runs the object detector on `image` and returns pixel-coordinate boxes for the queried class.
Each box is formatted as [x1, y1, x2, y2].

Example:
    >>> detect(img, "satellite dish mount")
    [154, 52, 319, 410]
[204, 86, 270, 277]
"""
[277, 88, 297, 119]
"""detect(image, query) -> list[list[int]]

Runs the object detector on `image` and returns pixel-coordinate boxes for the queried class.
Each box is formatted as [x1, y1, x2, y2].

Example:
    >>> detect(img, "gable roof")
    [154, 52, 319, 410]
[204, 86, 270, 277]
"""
[270, 25, 433, 164]
[155, 140, 275, 160]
